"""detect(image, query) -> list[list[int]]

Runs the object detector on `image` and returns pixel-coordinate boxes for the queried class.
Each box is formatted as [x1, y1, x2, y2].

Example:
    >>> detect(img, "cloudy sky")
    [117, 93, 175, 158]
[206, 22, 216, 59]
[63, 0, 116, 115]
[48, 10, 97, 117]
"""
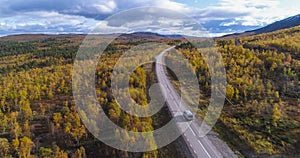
[0, 0, 299, 37]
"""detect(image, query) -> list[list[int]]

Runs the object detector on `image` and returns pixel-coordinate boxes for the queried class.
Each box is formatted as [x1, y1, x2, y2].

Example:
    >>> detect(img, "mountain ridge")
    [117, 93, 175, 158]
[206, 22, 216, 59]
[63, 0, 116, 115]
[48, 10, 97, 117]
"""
[223, 14, 300, 38]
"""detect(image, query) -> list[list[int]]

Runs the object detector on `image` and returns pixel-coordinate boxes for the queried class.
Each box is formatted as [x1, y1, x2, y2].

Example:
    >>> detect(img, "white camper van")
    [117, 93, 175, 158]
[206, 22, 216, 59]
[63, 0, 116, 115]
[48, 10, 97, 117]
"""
[183, 110, 193, 121]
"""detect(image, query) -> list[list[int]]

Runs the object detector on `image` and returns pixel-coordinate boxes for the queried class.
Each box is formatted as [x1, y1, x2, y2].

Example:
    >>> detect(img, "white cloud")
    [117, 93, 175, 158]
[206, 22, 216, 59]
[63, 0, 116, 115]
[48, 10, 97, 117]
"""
[0, 0, 299, 36]
[220, 21, 238, 26]
[0, 11, 98, 34]
[152, 0, 188, 12]
[212, 0, 300, 26]
[93, 21, 128, 34]
[91, 8, 211, 37]
[93, 0, 117, 13]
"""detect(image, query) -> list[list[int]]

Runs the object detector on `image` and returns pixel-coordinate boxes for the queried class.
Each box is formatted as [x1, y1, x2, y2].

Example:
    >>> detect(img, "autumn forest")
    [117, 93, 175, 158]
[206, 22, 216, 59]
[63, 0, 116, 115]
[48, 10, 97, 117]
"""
[0, 26, 299, 158]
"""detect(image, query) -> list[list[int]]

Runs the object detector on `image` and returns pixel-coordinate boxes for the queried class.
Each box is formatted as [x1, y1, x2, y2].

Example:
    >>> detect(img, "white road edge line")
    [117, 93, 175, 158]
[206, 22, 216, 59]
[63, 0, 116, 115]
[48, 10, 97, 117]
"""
[197, 139, 212, 158]
[189, 127, 212, 158]
[189, 127, 196, 136]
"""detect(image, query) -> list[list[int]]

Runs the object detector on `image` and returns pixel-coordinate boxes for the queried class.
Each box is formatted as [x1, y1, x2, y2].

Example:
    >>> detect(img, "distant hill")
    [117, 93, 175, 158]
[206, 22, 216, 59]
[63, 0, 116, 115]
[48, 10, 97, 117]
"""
[0, 34, 86, 42]
[0, 32, 184, 42]
[223, 14, 300, 38]
[116, 32, 185, 40]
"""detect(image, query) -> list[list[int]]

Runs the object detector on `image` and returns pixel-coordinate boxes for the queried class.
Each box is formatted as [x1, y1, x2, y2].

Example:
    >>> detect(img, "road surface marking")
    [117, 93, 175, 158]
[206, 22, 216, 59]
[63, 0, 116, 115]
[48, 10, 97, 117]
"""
[197, 139, 212, 158]
[189, 127, 196, 136]
[189, 123, 212, 158]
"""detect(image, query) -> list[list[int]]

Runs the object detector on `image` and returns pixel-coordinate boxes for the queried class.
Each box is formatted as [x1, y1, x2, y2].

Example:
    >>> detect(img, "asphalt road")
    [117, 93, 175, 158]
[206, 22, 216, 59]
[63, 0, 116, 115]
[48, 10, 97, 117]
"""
[155, 46, 224, 158]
